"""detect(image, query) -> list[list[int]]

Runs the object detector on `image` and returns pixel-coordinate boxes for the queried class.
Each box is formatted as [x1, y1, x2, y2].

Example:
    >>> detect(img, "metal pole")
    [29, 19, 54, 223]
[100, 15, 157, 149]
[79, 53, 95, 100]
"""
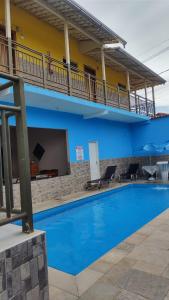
[42, 54, 47, 88]
[13, 79, 33, 233]
[0, 133, 3, 208]
[1, 112, 11, 218]
[144, 81, 148, 115]
[101, 46, 107, 104]
[152, 85, 156, 117]
[6, 119, 14, 208]
[5, 0, 13, 75]
[88, 74, 92, 100]
[64, 22, 71, 95]
[134, 91, 138, 113]
[126, 71, 131, 111]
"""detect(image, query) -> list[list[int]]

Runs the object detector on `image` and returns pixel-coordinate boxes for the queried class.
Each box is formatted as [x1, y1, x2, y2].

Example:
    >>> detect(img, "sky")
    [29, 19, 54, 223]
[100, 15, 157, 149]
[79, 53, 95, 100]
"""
[76, 0, 169, 112]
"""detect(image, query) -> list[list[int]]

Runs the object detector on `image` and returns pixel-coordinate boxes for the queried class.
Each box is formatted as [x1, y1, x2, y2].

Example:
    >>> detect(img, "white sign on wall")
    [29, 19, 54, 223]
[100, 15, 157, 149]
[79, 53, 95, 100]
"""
[76, 146, 84, 161]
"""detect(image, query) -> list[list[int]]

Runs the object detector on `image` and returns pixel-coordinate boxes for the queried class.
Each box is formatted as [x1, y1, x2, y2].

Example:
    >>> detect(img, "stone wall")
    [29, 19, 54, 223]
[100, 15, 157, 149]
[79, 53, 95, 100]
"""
[12, 155, 169, 206]
[0, 232, 49, 300]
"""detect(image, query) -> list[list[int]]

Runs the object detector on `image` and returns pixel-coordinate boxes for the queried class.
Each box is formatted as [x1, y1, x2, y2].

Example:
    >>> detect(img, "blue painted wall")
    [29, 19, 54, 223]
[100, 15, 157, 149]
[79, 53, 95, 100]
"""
[131, 117, 169, 156]
[20, 107, 133, 163]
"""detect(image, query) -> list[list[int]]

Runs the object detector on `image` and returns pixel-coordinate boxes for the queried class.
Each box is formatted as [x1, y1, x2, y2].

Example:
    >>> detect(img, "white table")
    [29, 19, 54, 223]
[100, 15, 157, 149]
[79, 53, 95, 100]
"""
[142, 165, 158, 180]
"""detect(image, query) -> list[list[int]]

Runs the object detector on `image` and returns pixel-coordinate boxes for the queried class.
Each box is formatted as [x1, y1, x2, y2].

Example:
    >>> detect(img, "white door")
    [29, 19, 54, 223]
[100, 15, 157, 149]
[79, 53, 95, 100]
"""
[89, 142, 100, 180]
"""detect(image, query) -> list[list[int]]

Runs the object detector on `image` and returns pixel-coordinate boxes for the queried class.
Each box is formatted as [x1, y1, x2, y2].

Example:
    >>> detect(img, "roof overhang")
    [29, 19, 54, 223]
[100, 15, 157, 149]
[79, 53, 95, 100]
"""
[11, 0, 126, 46]
[87, 47, 166, 90]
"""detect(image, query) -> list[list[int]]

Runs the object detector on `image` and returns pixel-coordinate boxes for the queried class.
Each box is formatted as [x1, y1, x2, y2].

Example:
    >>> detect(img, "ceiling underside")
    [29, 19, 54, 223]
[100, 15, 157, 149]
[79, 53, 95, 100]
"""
[11, 0, 165, 90]
[87, 47, 166, 90]
[11, 0, 126, 45]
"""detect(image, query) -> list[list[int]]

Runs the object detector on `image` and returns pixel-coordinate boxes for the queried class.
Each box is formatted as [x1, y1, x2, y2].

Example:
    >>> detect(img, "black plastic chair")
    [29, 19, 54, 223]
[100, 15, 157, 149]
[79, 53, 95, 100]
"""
[119, 163, 139, 181]
[85, 165, 117, 190]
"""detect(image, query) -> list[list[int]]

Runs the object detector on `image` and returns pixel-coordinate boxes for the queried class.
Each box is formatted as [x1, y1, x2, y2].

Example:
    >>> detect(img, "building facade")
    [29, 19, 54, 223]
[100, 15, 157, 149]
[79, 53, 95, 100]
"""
[0, 0, 167, 203]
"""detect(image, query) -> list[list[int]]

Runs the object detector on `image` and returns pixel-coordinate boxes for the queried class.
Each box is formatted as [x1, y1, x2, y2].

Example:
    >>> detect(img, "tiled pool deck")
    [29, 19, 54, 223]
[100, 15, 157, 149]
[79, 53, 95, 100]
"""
[33, 182, 169, 300]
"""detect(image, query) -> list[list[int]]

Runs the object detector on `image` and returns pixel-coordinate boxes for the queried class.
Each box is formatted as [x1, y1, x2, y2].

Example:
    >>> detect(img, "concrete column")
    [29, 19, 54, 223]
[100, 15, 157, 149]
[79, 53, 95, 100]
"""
[64, 22, 71, 95]
[152, 85, 156, 116]
[144, 81, 148, 115]
[5, 0, 13, 74]
[101, 46, 107, 104]
[126, 71, 130, 93]
[101, 46, 106, 82]
[126, 71, 131, 110]
[64, 22, 70, 65]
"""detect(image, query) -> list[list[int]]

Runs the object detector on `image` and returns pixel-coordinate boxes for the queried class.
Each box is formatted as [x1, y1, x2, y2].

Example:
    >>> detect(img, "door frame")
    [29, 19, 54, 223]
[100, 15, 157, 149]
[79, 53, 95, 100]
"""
[88, 141, 100, 180]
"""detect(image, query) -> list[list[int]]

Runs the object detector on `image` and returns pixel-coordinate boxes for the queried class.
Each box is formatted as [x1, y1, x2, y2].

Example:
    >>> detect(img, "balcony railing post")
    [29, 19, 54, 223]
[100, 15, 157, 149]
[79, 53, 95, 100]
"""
[144, 81, 149, 116]
[67, 64, 72, 96]
[138, 96, 141, 114]
[134, 91, 138, 113]
[7, 38, 13, 75]
[103, 80, 107, 105]
[88, 73, 92, 100]
[128, 91, 131, 111]
[152, 85, 156, 117]
[42, 54, 47, 88]
[117, 86, 120, 107]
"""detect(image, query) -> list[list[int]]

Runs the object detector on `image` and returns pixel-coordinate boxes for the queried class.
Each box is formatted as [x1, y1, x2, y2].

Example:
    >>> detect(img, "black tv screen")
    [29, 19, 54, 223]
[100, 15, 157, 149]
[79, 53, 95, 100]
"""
[33, 143, 45, 161]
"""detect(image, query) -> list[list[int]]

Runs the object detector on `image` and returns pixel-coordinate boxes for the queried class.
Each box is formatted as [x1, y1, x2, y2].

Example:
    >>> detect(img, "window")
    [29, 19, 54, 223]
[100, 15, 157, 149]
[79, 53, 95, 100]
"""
[118, 83, 127, 91]
[63, 58, 78, 72]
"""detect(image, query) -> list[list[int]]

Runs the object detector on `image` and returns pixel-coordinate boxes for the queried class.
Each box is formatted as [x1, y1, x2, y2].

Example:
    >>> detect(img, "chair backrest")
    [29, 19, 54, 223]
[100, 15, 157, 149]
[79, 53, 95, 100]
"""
[103, 166, 117, 180]
[128, 163, 139, 175]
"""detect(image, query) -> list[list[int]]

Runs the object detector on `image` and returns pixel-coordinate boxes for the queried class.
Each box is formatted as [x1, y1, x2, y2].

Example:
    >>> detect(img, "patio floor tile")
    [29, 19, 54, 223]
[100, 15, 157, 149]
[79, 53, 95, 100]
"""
[101, 249, 126, 264]
[115, 289, 148, 300]
[48, 267, 78, 296]
[125, 233, 148, 245]
[78, 276, 120, 300]
[127, 244, 169, 268]
[49, 286, 78, 300]
[104, 257, 135, 286]
[76, 268, 103, 296]
[133, 260, 165, 276]
[117, 268, 169, 300]
[88, 260, 113, 274]
[116, 242, 135, 254]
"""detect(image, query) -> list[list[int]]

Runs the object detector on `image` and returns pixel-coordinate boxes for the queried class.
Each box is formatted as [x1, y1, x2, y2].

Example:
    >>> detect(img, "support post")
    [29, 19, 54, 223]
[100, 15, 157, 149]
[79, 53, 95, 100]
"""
[152, 85, 156, 117]
[13, 79, 33, 233]
[134, 91, 138, 113]
[126, 71, 131, 111]
[0, 133, 3, 208]
[88, 74, 92, 100]
[117, 85, 120, 107]
[144, 81, 148, 115]
[5, 0, 13, 75]
[42, 54, 47, 88]
[1, 112, 11, 217]
[64, 22, 71, 95]
[101, 46, 107, 104]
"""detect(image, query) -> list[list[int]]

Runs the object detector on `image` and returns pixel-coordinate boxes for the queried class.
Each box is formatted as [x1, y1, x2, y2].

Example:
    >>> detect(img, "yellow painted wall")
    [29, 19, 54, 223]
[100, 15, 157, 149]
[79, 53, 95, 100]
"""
[0, 1, 126, 86]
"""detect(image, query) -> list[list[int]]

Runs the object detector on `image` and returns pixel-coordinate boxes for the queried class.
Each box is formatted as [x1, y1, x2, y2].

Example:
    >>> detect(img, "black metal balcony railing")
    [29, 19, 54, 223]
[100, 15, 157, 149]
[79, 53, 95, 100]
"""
[0, 35, 155, 116]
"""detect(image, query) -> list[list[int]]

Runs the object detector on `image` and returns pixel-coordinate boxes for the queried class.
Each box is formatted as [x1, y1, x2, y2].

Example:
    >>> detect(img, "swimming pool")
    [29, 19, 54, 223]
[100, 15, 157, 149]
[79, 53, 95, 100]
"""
[34, 184, 169, 275]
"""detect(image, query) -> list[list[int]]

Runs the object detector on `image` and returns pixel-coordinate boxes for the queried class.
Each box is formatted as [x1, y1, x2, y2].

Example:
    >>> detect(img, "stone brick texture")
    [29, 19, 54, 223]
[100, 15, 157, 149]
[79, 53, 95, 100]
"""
[12, 155, 169, 206]
[0, 233, 49, 300]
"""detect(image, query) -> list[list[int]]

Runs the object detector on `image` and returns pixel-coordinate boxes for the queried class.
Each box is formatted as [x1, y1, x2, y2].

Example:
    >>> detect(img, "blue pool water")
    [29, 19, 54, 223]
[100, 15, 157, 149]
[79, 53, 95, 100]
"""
[33, 184, 169, 275]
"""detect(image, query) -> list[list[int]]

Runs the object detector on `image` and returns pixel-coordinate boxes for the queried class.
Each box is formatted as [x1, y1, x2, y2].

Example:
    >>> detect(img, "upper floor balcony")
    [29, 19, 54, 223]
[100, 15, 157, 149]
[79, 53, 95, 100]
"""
[0, 34, 163, 118]
[0, 0, 166, 119]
